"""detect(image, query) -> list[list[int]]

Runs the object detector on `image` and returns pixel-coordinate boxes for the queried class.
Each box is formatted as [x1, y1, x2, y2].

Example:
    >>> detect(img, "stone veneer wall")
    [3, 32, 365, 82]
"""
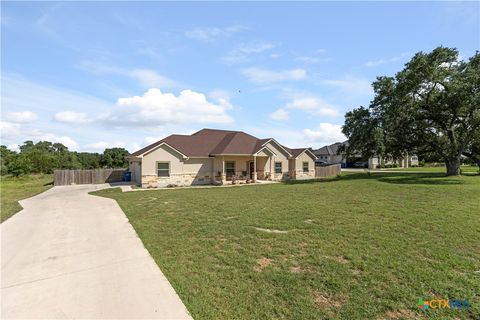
[141, 173, 213, 188]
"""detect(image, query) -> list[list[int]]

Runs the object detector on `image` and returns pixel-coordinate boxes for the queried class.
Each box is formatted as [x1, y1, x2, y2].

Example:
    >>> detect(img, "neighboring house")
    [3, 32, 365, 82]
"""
[313, 142, 419, 169]
[314, 142, 344, 165]
[127, 129, 317, 187]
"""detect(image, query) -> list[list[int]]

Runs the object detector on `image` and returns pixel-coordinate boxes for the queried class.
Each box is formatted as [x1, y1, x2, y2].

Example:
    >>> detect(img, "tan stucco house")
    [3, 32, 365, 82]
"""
[127, 128, 316, 187]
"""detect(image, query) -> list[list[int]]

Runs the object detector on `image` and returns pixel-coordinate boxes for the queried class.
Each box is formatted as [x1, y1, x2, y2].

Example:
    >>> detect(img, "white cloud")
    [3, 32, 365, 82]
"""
[83, 141, 109, 150]
[4, 111, 37, 123]
[144, 136, 163, 144]
[364, 53, 410, 67]
[7, 144, 20, 152]
[103, 88, 234, 127]
[77, 60, 177, 88]
[0, 121, 21, 138]
[285, 96, 340, 117]
[83, 140, 125, 151]
[223, 41, 277, 64]
[294, 49, 332, 64]
[303, 123, 346, 146]
[130, 69, 176, 88]
[0, 120, 79, 150]
[320, 76, 372, 95]
[242, 67, 307, 84]
[37, 133, 79, 150]
[269, 108, 289, 121]
[54, 111, 93, 124]
[295, 56, 333, 64]
[294, 56, 320, 64]
[184, 25, 248, 41]
[208, 89, 234, 110]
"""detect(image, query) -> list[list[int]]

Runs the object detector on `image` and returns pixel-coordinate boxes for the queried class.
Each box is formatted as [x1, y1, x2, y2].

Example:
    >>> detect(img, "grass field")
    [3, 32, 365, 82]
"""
[383, 165, 479, 174]
[0, 174, 53, 223]
[94, 172, 479, 319]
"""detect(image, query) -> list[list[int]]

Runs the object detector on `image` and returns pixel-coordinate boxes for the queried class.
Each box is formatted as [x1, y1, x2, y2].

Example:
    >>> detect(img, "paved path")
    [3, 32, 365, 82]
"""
[1, 184, 192, 319]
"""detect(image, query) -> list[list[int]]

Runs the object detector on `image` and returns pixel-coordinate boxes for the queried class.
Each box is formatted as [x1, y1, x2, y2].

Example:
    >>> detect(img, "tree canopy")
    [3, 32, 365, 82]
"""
[0, 141, 130, 176]
[342, 47, 480, 175]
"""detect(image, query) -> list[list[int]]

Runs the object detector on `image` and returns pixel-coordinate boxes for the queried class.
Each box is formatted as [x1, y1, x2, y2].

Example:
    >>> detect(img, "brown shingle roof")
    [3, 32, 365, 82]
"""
[130, 128, 309, 158]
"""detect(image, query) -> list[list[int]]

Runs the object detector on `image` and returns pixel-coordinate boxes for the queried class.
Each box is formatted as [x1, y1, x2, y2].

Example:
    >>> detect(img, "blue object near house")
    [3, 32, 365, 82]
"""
[123, 171, 131, 182]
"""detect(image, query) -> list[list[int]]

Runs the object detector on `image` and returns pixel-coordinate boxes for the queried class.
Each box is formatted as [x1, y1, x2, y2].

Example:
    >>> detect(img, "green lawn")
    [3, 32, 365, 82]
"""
[94, 172, 480, 319]
[0, 174, 53, 222]
[380, 165, 479, 175]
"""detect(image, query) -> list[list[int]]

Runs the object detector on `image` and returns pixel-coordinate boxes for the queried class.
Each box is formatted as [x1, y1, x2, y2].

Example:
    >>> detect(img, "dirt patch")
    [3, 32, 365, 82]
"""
[335, 256, 350, 264]
[350, 268, 361, 276]
[313, 291, 344, 309]
[380, 309, 418, 319]
[290, 266, 302, 273]
[254, 227, 288, 234]
[290, 266, 314, 273]
[254, 257, 273, 272]
[216, 235, 227, 243]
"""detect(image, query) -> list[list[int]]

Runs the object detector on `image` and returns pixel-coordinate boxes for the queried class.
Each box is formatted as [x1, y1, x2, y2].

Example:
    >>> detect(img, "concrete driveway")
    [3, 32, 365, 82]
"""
[1, 184, 192, 319]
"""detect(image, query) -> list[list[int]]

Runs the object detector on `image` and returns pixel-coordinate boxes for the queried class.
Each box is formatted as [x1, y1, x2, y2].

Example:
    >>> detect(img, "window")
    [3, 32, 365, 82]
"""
[225, 161, 235, 179]
[157, 162, 169, 177]
[303, 161, 309, 173]
[275, 162, 282, 174]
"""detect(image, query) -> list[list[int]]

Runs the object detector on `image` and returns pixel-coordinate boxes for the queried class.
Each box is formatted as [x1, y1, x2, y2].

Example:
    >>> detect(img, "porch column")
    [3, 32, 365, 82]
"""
[270, 157, 273, 180]
[222, 156, 226, 182]
[253, 155, 257, 181]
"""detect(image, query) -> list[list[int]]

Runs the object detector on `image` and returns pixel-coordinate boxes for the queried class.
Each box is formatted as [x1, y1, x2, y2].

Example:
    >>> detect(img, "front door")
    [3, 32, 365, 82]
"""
[248, 161, 255, 179]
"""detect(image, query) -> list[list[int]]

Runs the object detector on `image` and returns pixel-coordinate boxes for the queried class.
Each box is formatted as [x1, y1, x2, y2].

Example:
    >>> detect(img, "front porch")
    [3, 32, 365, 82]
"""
[214, 155, 274, 184]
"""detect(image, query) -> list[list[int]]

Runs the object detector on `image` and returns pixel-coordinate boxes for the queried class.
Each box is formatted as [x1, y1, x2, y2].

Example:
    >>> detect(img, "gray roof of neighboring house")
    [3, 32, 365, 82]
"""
[130, 128, 311, 158]
[313, 142, 347, 156]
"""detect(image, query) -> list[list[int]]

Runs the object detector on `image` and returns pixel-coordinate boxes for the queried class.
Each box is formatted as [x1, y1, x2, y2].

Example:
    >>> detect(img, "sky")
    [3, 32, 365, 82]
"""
[1, 1, 479, 153]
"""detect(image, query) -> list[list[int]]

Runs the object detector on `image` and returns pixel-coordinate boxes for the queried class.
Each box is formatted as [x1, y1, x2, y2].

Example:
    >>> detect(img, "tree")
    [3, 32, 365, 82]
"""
[340, 107, 385, 160]
[7, 154, 33, 177]
[463, 129, 480, 172]
[0, 146, 17, 175]
[20, 141, 57, 173]
[342, 47, 480, 176]
[75, 152, 102, 169]
[100, 148, 129, 168]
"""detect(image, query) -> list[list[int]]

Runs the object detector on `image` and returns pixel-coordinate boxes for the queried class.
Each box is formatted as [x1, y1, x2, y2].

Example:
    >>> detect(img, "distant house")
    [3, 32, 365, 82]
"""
[127, 129, 317, 187]
[313, 142, 418, 169]
[313, 142, 344, 165]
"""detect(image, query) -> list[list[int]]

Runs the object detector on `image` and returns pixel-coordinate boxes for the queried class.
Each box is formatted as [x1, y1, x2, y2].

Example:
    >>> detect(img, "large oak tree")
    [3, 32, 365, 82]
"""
[342, 47, 480, 175]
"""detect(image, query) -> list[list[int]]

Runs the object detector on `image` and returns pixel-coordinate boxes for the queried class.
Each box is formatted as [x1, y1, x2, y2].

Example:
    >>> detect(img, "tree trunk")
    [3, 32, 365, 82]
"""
[445, 157, 461, 176]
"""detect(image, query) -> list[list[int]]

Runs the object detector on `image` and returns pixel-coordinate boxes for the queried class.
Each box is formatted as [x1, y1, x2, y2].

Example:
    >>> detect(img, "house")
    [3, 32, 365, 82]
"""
[313, 142, 419, 169]
[127, 129, 317, 187]
[314, 142, 344, 165]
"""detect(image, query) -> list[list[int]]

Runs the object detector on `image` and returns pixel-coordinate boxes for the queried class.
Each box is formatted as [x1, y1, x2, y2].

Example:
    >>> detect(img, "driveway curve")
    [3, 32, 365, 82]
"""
[1, 184, 192, 319]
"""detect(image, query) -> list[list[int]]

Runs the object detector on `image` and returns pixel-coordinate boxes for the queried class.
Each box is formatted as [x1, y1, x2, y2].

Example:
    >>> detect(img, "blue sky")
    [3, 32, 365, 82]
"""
[1, 1, 479, 152]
